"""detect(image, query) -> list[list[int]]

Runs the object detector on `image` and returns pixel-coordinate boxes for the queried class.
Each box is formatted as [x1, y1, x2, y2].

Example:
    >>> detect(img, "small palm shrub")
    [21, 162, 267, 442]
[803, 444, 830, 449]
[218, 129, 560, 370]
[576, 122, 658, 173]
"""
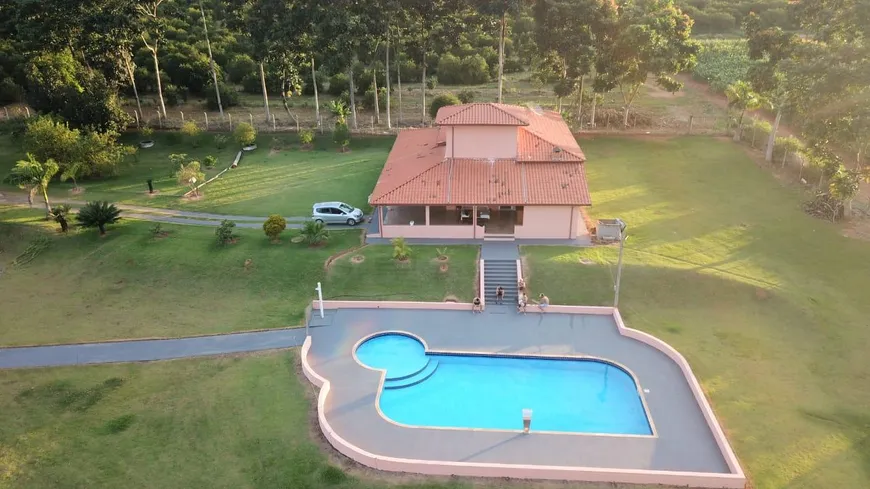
[392, 237, 412, 261]
[215, 219, 237, 245]
[77, 201, 121, 235]
[203, 155, 218, 169]
[300, 220, 329, 246]
[263, 214, 287, 242]
[50, 204, 71, 233]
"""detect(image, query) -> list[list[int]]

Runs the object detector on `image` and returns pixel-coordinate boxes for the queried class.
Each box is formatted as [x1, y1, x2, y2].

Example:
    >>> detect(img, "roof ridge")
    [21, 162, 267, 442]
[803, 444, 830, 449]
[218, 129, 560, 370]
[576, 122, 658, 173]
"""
[437, 102, 529, 126]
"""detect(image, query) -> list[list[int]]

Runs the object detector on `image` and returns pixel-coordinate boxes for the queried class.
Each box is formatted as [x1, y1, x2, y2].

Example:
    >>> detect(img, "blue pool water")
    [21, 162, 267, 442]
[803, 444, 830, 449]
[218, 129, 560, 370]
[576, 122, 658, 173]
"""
[355, 333, 652, 435]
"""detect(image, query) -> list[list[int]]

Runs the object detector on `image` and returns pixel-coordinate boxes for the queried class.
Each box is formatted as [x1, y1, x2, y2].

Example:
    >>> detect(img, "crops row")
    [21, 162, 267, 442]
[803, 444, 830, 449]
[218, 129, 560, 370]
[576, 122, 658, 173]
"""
[691, 39, 758, 93]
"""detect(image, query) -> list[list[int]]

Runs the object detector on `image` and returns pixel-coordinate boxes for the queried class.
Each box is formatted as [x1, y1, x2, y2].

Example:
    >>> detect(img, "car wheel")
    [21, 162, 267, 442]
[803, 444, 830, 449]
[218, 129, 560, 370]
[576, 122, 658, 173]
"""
[346, 218, 357, 226]
[314, 218, 324, 225]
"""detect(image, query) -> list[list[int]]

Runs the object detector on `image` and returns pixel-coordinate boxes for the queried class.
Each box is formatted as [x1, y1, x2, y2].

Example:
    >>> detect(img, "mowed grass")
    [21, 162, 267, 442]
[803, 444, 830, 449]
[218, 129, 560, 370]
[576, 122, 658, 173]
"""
[523, 136, 870, 489]
[0, 208, 476, 346]
[0, 133, 391, 217]
[0, 351, 676, 489]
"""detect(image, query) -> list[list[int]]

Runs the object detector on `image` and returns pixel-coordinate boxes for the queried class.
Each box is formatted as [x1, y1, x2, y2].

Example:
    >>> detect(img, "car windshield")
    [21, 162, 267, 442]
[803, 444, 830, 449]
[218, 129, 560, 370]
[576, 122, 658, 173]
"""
[339, 204, 354, 213]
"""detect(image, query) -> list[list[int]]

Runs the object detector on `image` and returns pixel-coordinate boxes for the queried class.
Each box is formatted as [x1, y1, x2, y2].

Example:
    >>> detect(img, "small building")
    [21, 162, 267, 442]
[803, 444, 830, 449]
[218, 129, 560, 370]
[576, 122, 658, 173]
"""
[369, 103, 591, 241]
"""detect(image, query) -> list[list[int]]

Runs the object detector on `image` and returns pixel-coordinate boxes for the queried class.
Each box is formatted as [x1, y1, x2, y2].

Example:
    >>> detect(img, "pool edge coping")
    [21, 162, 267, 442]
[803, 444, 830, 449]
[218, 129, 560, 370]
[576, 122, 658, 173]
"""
[351, 330, 658, 438]
[302, 303, 747, 489]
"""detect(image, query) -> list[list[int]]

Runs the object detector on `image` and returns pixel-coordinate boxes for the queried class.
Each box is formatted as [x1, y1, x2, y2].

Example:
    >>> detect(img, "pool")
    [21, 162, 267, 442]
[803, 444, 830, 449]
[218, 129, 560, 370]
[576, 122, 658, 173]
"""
[355, 333, 652, 435]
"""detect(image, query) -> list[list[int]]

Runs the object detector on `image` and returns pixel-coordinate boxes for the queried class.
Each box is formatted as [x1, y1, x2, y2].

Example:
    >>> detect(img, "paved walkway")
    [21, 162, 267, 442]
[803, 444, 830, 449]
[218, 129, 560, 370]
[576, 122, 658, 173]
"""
[0, 193, 359, 230]
[0, 329, 305, 369]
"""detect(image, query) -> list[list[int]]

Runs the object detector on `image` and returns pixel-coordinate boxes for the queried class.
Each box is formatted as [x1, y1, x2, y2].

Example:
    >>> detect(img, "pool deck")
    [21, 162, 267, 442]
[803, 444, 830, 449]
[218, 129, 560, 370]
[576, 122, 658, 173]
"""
[303, 306, 745, 487]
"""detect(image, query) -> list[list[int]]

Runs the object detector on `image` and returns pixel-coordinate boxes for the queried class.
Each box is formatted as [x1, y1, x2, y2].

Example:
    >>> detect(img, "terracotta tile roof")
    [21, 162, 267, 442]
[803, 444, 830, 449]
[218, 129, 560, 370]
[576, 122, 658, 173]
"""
[369, 128, 447, 205]
[372, 157, 590, 206]
[435, 103, 530, 126]
[371, 103, 590, 206]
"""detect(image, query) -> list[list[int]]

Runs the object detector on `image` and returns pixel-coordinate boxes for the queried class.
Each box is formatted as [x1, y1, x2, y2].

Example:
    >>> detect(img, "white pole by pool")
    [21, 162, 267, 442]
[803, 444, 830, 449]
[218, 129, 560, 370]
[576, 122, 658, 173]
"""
[316, 282, 325, 319]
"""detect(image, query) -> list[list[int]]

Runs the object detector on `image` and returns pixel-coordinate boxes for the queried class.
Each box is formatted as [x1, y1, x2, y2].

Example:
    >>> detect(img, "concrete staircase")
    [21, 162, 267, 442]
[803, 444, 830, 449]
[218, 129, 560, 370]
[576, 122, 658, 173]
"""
[483, 259, 518, 307]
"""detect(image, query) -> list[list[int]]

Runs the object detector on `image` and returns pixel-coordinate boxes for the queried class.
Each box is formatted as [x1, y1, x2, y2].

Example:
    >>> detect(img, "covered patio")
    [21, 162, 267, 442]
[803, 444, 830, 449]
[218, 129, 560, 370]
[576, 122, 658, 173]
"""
[375, 205, 523, 239]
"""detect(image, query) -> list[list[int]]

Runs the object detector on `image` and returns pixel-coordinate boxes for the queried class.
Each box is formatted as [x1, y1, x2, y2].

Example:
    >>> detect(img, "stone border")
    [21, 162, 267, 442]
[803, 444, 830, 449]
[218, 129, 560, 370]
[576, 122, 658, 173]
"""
[302, 303, 746, 489]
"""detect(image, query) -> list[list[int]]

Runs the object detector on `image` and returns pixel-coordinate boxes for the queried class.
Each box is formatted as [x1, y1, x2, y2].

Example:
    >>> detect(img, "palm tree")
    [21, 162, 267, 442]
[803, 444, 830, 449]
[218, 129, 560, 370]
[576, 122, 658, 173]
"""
[725, 81, 763, 142]
[7, 154, 59, 216]
[300, 220, 329, 246]
[77, 201, 122, 236]
[50, 204, 72, 233]
[326, 100, 351, 125]
[60, 161, 84, 192]
[391, 237, 411, 261]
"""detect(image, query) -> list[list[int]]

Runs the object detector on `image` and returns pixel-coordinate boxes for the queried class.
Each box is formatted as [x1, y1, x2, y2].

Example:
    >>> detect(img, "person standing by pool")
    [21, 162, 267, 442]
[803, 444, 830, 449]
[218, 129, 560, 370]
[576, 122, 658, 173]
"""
[536, 293, 549, 313]
[495, 285, 505, 304]
[472, 296, 482, 314]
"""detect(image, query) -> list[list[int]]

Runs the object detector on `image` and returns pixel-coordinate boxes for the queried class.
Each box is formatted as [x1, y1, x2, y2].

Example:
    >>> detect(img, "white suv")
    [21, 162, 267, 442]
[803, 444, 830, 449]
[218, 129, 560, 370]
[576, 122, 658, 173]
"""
[312, 202, 364, 226]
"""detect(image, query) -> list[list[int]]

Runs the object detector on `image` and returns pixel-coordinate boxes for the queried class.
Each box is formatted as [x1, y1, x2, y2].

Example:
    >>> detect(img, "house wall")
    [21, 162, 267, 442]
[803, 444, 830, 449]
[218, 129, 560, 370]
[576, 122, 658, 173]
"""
[450, 126, 518, 159]
[515, 206, 583, 239]
[380, 224, 476, 239]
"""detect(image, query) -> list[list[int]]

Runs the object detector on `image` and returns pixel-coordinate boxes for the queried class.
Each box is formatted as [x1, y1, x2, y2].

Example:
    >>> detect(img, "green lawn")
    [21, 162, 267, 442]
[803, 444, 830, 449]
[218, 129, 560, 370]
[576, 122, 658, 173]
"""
[0, 351, 671, 489]
[0, 208, 476, 346]
[0, 133, 391, 217]
[523, 136, 870, 489]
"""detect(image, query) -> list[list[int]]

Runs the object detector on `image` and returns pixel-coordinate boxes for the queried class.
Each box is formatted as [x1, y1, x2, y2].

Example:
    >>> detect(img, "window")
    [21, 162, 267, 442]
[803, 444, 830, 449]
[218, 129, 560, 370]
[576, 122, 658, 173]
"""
[338, 203, 354, 213]
[329, 208, 343, 215]
[315, 207, 327, 214]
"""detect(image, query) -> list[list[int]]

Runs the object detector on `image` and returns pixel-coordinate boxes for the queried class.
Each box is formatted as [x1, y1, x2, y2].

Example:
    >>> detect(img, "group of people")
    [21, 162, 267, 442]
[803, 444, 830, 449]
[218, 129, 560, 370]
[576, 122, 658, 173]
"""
[471, 278, 549, 314]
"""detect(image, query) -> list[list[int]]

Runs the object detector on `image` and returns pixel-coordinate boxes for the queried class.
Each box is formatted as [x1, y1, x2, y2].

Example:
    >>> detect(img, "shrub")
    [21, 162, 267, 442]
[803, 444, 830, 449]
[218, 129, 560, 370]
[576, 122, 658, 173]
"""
[226, 54, 257, 84]
[77, 201, 121, 236]
[298, 129, 314, 146]
[429, 93, 461, 119]
[233, 122, 257, 147]
[205, 82, 239, 111]
[162, 84, 185, 107]
[214, 134, 228, 149]
[300, 220, 329, 246]
[50, 204, 71, 233]
[175, 160, 205, 196]
[327, 73, 350, 96]
[333, 122, 350, 151]
[141, 126, 154, 139]
[180, 120, 200, 139]
[457, 89, 476, 103]
[392, 237, 411, 261]
[150, 223, 164, 237]
[362, 87, 389, 110]
[426, 76, 438, 90]
[215, 219, 237, 245]
[203, 155, 217, 169]
[263, 214, 287, 242]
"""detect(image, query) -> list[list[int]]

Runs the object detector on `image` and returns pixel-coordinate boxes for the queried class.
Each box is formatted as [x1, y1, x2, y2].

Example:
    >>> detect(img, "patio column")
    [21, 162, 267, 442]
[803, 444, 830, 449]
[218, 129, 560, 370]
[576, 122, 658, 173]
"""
[425, 206, 430, 226]
[379, 206, 385, 238]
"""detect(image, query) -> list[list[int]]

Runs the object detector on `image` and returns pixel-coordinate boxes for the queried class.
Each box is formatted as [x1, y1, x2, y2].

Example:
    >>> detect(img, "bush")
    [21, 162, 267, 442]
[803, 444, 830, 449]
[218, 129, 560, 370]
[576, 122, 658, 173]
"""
[205, 82, 239, 111]
[180, 120, 200, 139]
[429, 93, 461, 119]
[426, 76, 438, 90]
[362, 87, 389, 110]
[162, 84, 186, 107]
[263, 214, 287, 242]
[226, 54, 257, 84]
[141, 126, 154, 139]
[233, 122, 257, 147]
[457, 89, 476, 103]
[298, 129, 314, 146]
[327, 73, 349, 96]
[203, 155, 217, 169]
[303, 70, 325, 95]
[333, 122, 350, 150]
[214, 134, 228, 149]
[300, 220, 329, 246]
[215, 219, 237, 245]
[77, 201, 121, 235]
[392, 237, 411, 261]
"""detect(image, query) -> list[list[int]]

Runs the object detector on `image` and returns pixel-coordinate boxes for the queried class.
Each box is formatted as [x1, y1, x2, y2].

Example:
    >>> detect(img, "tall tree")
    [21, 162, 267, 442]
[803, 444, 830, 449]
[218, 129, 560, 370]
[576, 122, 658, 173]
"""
[744, 12, 796, 162]
[199, 0, 223, 118]
[597, 0, 697, 127]
[479, 1, 523, 103]
[136, 0, 169, 117]
[404, 0, 468, 123]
